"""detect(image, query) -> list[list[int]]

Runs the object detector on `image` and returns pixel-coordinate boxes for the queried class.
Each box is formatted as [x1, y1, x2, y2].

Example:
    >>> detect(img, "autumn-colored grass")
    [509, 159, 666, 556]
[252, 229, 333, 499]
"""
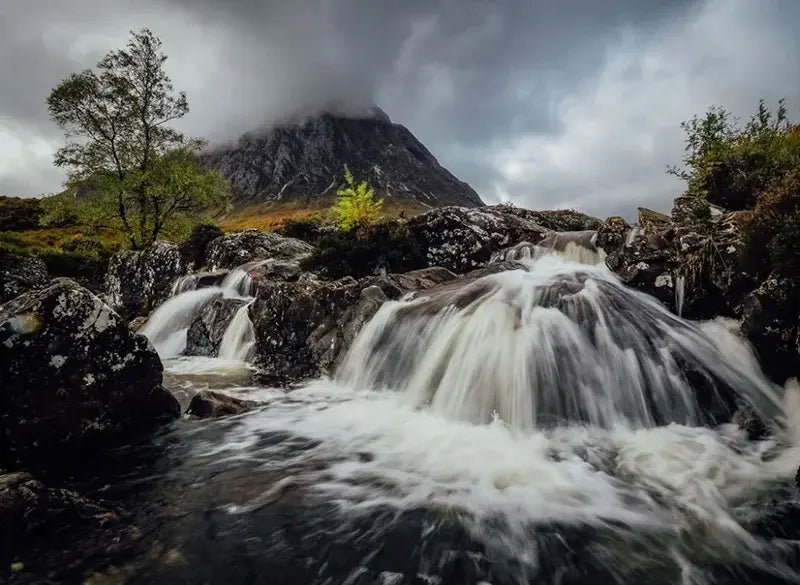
[217, 197, 431, 233]
[0, 226, 125, 254]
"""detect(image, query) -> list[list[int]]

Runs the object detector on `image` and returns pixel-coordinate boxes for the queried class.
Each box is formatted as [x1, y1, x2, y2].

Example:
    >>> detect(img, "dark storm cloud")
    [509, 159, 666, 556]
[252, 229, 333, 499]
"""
[1, 0, 798, 218]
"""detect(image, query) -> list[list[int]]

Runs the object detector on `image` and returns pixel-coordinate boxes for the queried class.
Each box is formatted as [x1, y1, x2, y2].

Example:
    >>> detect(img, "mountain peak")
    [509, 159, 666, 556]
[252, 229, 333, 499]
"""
[202, 107, 483, 209]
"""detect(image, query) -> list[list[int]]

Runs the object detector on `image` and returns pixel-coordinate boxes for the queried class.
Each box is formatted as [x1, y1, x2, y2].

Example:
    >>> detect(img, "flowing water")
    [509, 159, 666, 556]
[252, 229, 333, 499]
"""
[102, 242, 800, 585]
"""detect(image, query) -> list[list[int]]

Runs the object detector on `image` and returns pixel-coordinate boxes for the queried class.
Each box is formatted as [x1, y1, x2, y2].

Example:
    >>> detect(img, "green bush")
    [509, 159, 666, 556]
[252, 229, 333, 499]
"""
[0, 196, 45, 231]
[301, 219, 426, 279]
[742, 170, 800, 278]
[333, 167, 383, 230]
[669, 100, 800, 210]
[277, 216, 325, 244]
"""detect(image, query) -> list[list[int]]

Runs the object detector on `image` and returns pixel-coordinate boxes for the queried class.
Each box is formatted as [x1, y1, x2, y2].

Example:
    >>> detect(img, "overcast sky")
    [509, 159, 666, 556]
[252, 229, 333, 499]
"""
[1, 0, 798, 217]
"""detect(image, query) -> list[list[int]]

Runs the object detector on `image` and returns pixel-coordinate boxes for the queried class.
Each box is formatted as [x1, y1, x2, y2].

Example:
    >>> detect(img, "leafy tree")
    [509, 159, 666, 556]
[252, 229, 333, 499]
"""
[333, 167, 383, 230]
[42, 28, 228, 248]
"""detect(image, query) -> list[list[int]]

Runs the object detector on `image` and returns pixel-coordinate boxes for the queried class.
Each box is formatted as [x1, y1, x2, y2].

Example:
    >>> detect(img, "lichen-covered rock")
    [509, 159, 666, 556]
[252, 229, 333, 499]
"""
[250, 267, 454, 383]
[605, 233, 677, 309]
[637, 207, 671, 234]
[0, 251, 48, 303]
[205, 230, 313, 270]
[0, 279, 179, 466]
[187, 390, 258, 418]
[105, 241, 185, 319]
[740, 275, 800, 383]
[407, 206, 550, 272]
[497, 204, 602, 232]
[185, 298, 247, 357]
[595, 216, 630, 251]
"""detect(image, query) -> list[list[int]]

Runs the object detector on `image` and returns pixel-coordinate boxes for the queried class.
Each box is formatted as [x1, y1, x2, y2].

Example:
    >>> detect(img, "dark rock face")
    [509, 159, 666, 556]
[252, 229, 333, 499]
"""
[185, 298, 247, 357]
[0, 251, 49, 303]
[201, 108, 483, 208]
[406, 206, 552, 272]
[740, 276, 800, 383]
[0, 279, 179, 466]
[497, 205, 602, 232]
[187, 390, 258, 418]
[205, 230, 314, 270]
[105, 241, 185, 319]
[595, 216, 630, 251]
[250, 267, 457, 383]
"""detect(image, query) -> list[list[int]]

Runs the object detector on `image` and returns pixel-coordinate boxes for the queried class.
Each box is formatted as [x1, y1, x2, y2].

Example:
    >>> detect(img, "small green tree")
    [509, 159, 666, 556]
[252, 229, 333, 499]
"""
[333, 167, 383, 230]
[42, 28, 228, 248]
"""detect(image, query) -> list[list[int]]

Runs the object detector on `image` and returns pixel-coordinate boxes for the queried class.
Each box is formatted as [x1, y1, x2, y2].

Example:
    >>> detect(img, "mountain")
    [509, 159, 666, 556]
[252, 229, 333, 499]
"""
[201, 107, 484, 209]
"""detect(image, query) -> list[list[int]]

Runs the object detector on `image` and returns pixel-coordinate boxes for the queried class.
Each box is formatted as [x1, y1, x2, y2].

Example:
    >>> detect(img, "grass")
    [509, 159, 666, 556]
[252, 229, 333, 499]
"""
[217, 197, 431, 233]
[0, 226, 124, 254]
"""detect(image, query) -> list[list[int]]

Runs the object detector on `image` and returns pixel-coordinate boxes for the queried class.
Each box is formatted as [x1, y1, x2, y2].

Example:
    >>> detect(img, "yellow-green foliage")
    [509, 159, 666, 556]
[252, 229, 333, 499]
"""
[333, 167, 383, 230]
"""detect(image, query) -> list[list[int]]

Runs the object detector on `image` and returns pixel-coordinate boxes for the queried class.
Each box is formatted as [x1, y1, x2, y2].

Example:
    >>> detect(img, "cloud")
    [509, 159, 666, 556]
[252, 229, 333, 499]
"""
[486, 0, 800, 218]
[0, 0, 797, 220]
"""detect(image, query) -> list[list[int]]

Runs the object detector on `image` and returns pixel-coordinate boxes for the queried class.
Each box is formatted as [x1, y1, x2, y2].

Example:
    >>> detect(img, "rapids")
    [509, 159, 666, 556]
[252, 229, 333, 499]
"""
[116, 237, 800, 585]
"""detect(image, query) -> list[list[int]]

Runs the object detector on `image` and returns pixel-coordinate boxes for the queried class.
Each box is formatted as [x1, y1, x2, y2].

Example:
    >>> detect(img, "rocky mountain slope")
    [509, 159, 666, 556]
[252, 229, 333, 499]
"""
[201, 107, 484, 208]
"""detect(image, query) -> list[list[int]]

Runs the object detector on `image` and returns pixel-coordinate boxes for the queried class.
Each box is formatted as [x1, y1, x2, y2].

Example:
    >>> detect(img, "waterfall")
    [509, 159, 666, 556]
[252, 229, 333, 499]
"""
[139, 287, 223, 357]
[338, 253, 781, 430]
[675, 274, 686, 317]
[218, 301, 256, 361]
[493, 231, 606, 266]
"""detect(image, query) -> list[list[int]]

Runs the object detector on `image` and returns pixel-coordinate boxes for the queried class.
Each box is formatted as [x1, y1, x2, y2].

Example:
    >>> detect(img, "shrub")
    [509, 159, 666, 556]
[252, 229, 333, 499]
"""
[333, 167, 383, 230]
[742, 171, 800, 278]
[179, 223, 224, 270]
[301, 219, 426, 279]
[0, 196, 45, 231]
[277, 216, 325, 244]
[668, 100, 800, 210]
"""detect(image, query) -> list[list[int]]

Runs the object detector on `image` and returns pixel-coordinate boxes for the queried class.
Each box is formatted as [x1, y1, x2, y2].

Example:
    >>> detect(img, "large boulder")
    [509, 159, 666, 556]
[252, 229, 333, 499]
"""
[105, 241, 185, 319]
[205, 230, 313, 270]
[406, 206, 550, 272]
[496, 204, 602, 232]
[187, 390, 258, 418]
[740, 275, 800, 383]
[250, 266, 458, 383]
[0, 251, 49, 303]
[0, 279, 179, 466]
[185, 297, 247, 357]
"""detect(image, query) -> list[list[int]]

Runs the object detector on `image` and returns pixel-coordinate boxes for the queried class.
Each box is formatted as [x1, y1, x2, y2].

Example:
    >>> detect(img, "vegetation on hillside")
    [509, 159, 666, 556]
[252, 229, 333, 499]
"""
[670, 99, 800, 278]
[41, 28, 229, 249]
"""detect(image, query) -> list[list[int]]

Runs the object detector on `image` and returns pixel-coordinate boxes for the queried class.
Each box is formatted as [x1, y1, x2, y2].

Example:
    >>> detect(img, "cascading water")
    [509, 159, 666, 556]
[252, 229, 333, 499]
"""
[141, 261, 259, 360]
[338, 253, 780, 430]
[126, 234, 799, 585]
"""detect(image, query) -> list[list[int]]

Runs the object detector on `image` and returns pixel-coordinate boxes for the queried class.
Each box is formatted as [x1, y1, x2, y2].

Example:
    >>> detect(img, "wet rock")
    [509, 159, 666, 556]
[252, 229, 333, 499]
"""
[0, 279, 179, 467]
[185, 298, 247, 357]
[740, 275, 800, 382]
[205, 230, 313, 270]
[128, 316, 148, 332]
[406, 206, 550, 272]
[105, 241, 185, 319]
[0, 472, 115, 551]
[605, 233, 677, 309]
[251, 268, 452, 383]
[0, 251, 48, 303]
[498, 204, 602, 232]
[595, 216, 630, 251]
[733, 406, 768, 440]
[187, 390, 258, 418]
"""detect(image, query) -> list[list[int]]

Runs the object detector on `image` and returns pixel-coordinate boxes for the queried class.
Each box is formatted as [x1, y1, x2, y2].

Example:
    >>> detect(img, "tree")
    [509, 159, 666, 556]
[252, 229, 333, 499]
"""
[42, 28, 228, 248]
[333, 167, 383, 230]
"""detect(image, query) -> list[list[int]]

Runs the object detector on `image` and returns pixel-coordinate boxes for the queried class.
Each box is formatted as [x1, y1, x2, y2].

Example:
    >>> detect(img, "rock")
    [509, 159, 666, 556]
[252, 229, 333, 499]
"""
[497, 204, 602, 232]
[595, 216, 630, 251]
[0, 251, 48, 303]
[733, 406, 768, 440]
[406, 206, 550, 272]
[205, 230, 314, 270]
[105, 241, 185, 319]
[637, 207, 671, 233]
[740, 275, 800, 383]
[605, 233, 677, 309]
[0, 472, 115, 551]
[250, 267, 453, 383]
[186, 390, 258, 418]
[0, 279, 179, 466]
[128, 316, 148, 332]
[185, 298, 247, 357]
[200, 107, 484, 208]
